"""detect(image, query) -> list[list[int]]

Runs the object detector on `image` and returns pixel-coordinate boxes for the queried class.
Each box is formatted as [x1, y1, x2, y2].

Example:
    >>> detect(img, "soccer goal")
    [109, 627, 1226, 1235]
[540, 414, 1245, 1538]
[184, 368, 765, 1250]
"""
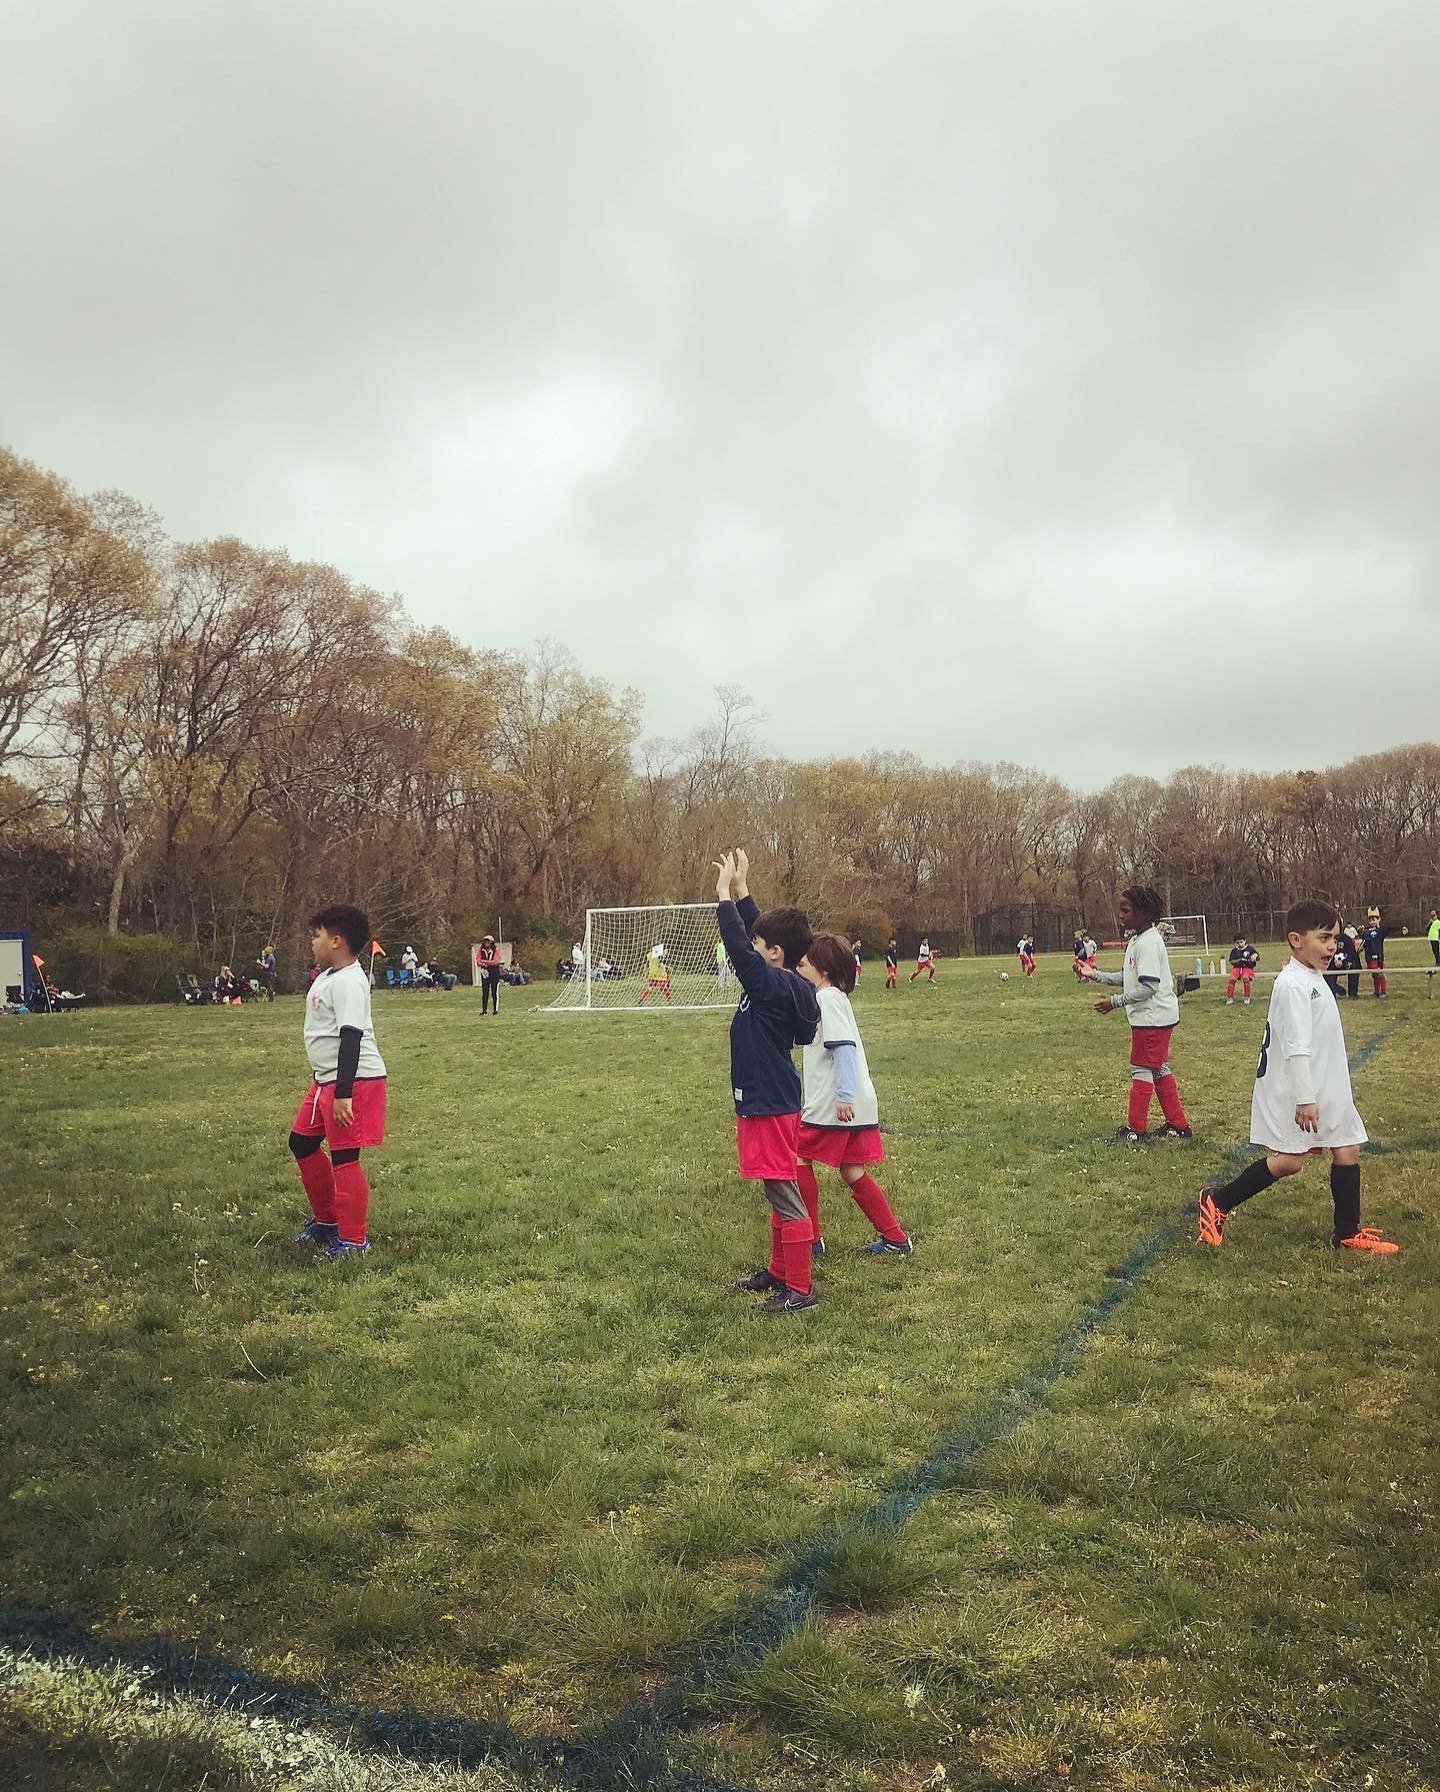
[544, 904, 732, 1012]
[1159, 914, 1210, 953]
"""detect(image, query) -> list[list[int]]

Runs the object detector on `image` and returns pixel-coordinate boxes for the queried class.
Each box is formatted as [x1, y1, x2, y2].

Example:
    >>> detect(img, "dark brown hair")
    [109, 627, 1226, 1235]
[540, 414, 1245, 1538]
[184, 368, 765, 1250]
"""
[1286, 898, 1340, 937]
[1120, 885, 1165, 925]
[309, 903, 371, 955]
[751, 906, 812, 969]
[804, 932, 857, 992]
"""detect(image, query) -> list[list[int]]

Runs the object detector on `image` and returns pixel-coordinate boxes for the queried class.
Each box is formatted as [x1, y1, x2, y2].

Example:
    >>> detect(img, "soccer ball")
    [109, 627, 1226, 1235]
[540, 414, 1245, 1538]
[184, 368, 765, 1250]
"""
[999, 971, 1009, 981]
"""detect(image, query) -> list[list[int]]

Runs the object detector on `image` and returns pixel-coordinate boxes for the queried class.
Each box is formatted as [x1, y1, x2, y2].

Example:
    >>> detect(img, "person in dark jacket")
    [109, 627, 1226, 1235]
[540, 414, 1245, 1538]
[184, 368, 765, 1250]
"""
[714, 847, 821, 1315]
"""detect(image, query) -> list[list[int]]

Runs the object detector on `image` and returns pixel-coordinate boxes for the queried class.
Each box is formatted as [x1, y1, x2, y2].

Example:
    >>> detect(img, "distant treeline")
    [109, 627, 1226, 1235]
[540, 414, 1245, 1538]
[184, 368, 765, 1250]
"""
[3, 446, 1437, 996]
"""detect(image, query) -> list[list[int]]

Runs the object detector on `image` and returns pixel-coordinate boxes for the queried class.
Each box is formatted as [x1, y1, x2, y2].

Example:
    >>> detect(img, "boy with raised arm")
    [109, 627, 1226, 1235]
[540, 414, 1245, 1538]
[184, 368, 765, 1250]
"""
[715, 848, 822, 1315]
[1198, 900, 1399, 1255]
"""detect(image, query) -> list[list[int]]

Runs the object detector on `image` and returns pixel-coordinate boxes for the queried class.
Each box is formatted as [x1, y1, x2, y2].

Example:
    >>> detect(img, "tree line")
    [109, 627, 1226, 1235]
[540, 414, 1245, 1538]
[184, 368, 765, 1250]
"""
[3, 446, 1437, 994]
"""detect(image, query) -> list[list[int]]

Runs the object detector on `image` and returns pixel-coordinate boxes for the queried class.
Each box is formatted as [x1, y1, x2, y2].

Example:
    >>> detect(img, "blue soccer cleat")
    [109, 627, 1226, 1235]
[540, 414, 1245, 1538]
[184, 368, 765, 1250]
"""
[861, 1236, 914, 1256]
[811, 1235, 826, 1258]
[294, 1219, 339, 1246]
[325, 1238, 370, 1260]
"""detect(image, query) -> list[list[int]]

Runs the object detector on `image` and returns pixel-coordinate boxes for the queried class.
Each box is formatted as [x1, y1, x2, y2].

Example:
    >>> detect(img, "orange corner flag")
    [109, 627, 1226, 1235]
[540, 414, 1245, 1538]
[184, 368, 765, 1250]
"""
[32, 954, 45, 968]
[370, 940, 385, 956]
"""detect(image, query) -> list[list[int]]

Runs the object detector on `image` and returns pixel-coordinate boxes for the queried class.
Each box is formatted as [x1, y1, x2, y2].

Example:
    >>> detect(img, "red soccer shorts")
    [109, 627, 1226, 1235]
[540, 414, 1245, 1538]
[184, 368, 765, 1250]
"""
[796, 1122, 885, 1168]
[736, 1112, 800, 1180]
[292, 1077, 388, 1150]
[1128, 1026, 1175, 1072]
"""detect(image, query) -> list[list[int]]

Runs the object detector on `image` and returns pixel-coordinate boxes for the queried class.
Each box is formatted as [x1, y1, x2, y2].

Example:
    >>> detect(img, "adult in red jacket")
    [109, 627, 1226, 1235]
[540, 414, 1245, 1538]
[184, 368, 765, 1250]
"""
[475, 935, 503, 1015]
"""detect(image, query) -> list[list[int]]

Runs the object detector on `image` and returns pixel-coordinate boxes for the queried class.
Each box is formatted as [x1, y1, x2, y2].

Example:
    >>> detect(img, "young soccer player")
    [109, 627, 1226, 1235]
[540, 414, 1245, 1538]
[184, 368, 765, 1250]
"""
[851, 938, 863, 982]
[884, 937, 899, 988]
[475, 933, 503, 1014]
[1072, 928, 1088, 979]
[1017, 933, 1036, 978]
[795, 933, 912, 1258]
[1087, 886, 1190, 1144]
[1198, 899, 1399, 1255]
[909, 937, 936, 983]
[1428, 908, 1440, 968]
[290, 904, 388, 1258]
[1225, 936, 1259, 1006]
[639, 942, 673, 1005]
[1361, 907, 1407, 999]
[715, 848, 822, 1315]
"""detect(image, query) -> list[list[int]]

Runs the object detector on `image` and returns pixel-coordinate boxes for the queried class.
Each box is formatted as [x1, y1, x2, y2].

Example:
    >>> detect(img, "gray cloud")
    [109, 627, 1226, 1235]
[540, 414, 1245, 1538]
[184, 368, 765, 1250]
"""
[4, 0, 1438, 784]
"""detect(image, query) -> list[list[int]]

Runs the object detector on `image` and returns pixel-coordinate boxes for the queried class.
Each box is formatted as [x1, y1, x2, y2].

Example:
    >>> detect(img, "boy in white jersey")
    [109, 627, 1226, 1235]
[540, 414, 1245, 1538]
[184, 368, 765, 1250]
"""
[290, 904, 388, 1258]
[794, 933, 912, 1258]
[1198, 900, 1398, 1254]
[1086, 886, 1191, 1144]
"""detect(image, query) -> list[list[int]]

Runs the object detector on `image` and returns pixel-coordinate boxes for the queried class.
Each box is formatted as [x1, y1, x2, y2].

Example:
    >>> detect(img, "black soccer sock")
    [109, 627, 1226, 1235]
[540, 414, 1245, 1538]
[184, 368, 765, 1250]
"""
[1214, 1157, 1278, 1213]
[1330, 1161, 1361, 1242]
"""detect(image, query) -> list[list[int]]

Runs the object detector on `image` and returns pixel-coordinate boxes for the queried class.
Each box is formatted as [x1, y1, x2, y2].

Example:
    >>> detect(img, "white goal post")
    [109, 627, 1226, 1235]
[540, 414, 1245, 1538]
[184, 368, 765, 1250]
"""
[544, 903, 733, 1012]
[1159, 914, 1210, 954]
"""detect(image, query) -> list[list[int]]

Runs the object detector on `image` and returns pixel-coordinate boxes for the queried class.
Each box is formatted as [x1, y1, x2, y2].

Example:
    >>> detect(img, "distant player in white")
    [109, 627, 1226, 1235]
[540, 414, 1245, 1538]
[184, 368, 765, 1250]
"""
[1198, 899, 1399, 1255]
[909, 937, 936, 983]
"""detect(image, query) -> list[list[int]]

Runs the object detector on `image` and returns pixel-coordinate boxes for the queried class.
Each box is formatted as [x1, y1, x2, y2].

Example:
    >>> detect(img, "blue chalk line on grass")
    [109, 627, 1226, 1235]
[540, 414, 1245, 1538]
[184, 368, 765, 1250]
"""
[3, 1009, 1414, 1791]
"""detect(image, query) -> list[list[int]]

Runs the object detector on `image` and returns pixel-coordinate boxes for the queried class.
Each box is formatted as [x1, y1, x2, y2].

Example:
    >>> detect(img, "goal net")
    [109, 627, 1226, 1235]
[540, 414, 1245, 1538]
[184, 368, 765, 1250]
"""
[545, 903, 733, 1012]
[1159, 914, 1210, 953]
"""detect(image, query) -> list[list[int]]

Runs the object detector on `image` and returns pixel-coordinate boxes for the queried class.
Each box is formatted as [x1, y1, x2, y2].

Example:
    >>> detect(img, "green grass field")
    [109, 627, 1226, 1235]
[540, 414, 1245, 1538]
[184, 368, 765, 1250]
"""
[3, 945, 1438, 1791]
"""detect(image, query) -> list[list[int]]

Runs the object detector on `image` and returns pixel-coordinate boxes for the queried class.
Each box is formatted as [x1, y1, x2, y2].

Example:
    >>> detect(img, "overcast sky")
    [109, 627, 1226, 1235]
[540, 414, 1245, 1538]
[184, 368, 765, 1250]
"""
[4, 1, 1438, 784]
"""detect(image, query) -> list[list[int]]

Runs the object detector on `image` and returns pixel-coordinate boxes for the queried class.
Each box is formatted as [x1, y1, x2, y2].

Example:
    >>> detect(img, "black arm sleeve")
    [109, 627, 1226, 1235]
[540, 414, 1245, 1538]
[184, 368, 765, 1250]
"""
[336, 1026, 362, 1099]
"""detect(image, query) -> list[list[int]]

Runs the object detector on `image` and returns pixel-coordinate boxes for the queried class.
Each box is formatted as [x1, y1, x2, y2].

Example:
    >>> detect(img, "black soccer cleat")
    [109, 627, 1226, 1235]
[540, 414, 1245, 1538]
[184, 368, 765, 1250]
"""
[1112, 1126, 1148, 1147]
[760, 1289, 819, 1315]
[1152, 1123, 1193, 1140]
[735, 1268, 786, 1294]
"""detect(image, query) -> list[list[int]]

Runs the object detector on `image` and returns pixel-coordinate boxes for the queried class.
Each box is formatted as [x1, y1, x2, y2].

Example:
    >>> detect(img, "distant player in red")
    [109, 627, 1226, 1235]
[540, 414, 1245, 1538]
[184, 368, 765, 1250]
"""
[851, 938, 862, 982]
[909, 937, 936, 983]
[1017, 933, 1036, 977]
[884, 937, 898, 988]
[290, 903, 388, 1258]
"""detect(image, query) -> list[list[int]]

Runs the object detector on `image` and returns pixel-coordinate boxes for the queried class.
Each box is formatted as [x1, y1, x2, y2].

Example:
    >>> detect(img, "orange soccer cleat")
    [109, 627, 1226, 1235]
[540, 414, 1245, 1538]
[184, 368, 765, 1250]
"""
[1335, 1227, 1400, 1255]
[1196, 1189, 1226, 1248]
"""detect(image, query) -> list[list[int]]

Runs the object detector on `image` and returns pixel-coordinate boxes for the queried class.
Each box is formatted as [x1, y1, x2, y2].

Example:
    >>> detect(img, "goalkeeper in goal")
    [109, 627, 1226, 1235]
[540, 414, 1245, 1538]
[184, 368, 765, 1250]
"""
[714, 848, 823, 1315]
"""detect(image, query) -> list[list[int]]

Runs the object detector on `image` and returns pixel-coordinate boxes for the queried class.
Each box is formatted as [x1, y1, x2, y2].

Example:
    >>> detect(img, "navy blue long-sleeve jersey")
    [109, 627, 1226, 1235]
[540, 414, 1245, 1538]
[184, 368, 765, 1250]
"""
[1362, 923, 1402, 963]
[717, 895, 819, 1116]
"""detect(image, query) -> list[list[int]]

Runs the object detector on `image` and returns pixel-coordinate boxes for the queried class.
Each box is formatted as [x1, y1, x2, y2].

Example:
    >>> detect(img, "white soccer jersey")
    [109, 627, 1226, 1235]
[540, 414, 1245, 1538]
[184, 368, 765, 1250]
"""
[802, 986, 879, 1127]
[1250, 958, 1366, 1152]
[304, 961, 387, 1084]
[1121, 926, 1179, 1028]
[916, 943, 932, 962]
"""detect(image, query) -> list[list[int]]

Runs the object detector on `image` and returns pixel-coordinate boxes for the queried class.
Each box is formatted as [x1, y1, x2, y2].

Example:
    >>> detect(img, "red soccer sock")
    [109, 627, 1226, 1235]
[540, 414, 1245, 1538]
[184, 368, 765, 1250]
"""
[331, 1159, 371, 1245]
[296, 1150, 337, 1224]
[768, 1210, 786, 1282]
[1154, 1072, 1189, 1130]
[796, 1162, 822, 1240]
[779, 1218, 813, 1296]
[847, 1173, 906, 1243]
[1127, 1076, 1154, 1133]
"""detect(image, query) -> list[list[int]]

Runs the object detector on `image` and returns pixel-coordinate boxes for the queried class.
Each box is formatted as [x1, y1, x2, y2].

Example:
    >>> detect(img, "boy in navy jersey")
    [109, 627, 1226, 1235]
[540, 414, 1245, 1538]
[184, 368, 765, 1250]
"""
[884, 937, 899, 988]
[715, 848, 821, 1314]
[1361, 907, 1407, 999]
[290, 904, 388, 1257]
